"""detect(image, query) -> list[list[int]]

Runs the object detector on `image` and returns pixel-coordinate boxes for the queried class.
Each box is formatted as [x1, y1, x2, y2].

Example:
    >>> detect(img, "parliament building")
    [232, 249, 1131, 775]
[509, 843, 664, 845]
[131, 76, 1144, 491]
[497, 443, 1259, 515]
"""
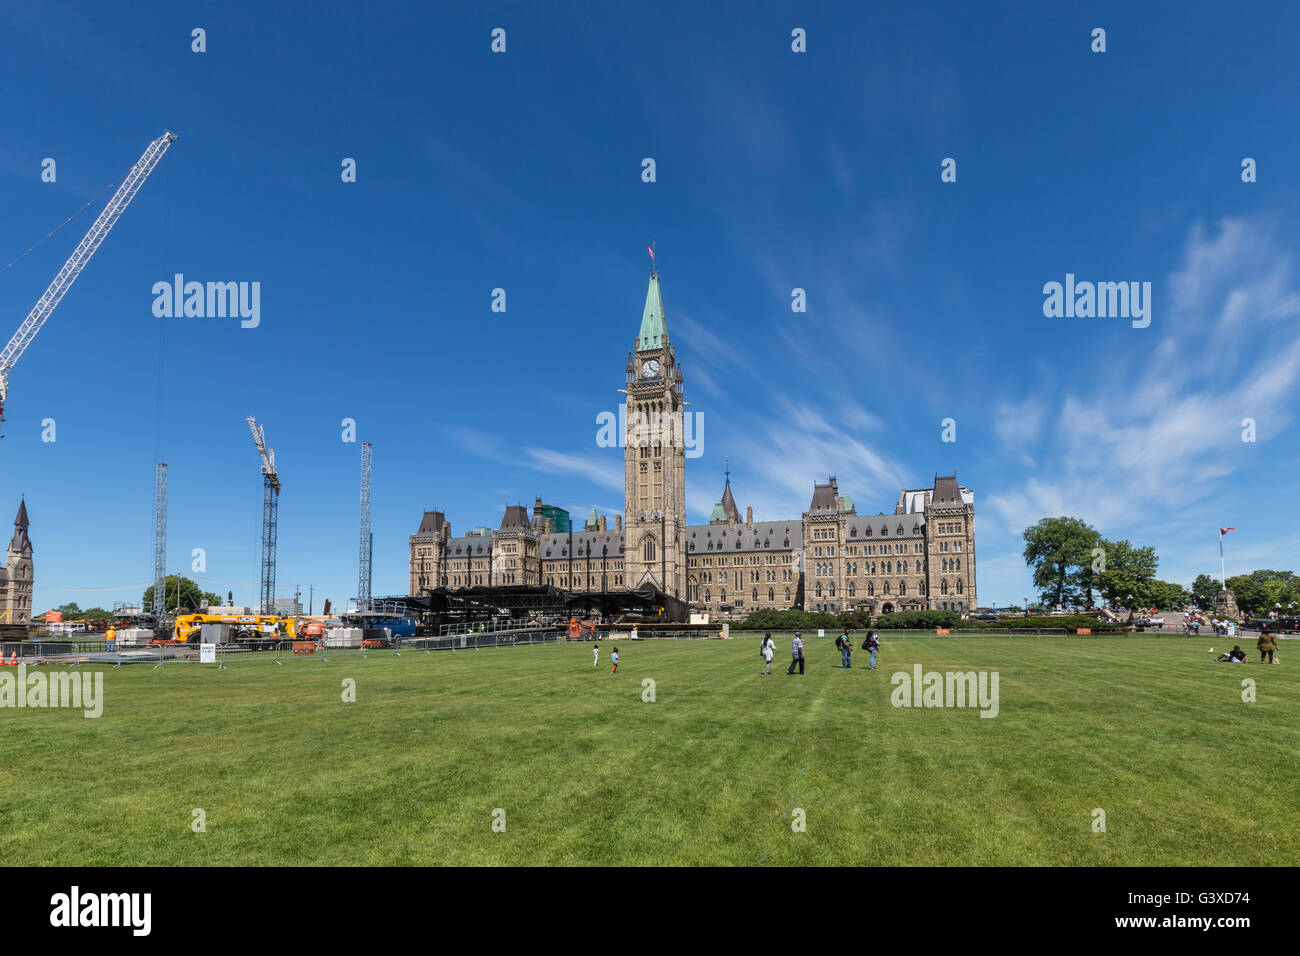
[409, 272, 977, 619]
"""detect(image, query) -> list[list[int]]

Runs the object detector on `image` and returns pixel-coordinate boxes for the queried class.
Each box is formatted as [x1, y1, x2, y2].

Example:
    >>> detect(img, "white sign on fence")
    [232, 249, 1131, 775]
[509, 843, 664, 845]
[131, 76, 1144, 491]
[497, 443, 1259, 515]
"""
[817, 629, 825, 637]
[200, 643, 216, 663]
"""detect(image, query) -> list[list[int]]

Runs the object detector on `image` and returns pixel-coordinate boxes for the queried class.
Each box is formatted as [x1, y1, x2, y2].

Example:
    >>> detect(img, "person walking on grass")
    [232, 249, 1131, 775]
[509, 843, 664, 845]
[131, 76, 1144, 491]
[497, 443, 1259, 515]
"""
[1258, 627, 1279, 664]
[610, 646, 619, 675]
[593, 643, 599, 667]
[786, 631, 805, 675]
[862, 630, 880, 670]
[838, 628, 852, 668]
[761, 632, 774, 675]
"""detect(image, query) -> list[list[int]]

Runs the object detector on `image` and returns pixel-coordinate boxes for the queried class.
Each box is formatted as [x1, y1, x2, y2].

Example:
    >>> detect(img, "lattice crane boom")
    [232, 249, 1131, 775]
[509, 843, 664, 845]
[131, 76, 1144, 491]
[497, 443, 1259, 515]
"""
[245, 415, 281, 614]
[0, 131, 176, 424]
[245, 415, 279, 489]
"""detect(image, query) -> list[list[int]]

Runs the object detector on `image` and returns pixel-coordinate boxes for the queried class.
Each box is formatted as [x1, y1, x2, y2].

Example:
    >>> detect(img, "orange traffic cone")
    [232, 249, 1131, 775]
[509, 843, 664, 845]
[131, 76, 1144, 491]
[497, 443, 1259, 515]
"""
[7, 651, 17, 667]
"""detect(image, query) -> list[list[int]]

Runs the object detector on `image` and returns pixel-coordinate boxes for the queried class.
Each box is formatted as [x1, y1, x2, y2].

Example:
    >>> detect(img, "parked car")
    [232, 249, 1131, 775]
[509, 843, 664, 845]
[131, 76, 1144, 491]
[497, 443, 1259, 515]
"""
[974, 612, 1000, 622]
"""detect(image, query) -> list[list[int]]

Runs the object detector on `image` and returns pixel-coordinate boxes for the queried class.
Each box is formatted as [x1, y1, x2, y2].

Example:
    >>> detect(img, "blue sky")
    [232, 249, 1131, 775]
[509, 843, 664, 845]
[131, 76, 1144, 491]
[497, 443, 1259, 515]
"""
[2, 0, 1298, 613]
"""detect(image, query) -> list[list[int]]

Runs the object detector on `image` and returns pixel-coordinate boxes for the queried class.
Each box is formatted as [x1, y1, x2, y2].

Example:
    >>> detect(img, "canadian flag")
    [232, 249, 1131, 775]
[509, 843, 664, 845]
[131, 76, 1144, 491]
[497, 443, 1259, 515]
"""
[1220, 527, 1236, 536]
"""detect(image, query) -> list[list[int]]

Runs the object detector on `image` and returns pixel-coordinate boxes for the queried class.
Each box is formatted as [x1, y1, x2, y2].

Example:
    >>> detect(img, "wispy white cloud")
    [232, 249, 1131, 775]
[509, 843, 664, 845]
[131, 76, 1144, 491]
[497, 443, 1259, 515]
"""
[986, 218, 1300, 539]
[524, 447, 625, 492]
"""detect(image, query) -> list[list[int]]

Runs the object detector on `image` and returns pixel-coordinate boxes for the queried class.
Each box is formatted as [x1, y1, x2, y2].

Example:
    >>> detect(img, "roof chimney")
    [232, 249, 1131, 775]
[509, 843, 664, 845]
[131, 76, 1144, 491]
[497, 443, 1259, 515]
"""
[599, 515, 607, 532]
[616, 515, 623, 533]
[746, 506, 753, 530]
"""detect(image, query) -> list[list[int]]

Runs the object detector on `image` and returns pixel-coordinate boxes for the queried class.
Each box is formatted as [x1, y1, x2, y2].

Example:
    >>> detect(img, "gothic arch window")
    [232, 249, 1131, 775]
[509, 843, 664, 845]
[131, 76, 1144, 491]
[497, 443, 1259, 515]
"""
[644, 536, 656, 563]
[849, 582, 856, 597]
[784, 587, 791, 602]
[941, 579, 949, 595]
[899, 580, 906, 596]
[956, 579, 964, 594]
[752, 589, 758, 602]
[815, 583, 822, 598]
[867, 581, 874, 596]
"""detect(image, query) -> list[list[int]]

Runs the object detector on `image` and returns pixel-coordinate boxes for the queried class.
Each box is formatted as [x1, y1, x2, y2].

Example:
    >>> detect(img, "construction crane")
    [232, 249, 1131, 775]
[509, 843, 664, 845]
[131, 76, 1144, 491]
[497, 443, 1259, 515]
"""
[357, 441, 373, 612]
[153, 462, 168, 629]
[0, 131, 176, 436]
[245, 416, 280, 615]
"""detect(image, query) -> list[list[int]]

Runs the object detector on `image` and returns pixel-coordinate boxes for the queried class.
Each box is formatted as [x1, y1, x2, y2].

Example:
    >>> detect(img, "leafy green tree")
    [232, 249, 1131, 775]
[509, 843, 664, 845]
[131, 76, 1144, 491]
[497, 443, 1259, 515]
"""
[1191, 574, 1221, 609]
[1148, 579, 1193, 608]
[142, 575, 211, 615]
[74, 607, 115, 620]
[1225, 570, 1299, 616]
[1095, 539, 1159, 608]
[1022, 517, 1101, 608]
[54, 601, 81, 617]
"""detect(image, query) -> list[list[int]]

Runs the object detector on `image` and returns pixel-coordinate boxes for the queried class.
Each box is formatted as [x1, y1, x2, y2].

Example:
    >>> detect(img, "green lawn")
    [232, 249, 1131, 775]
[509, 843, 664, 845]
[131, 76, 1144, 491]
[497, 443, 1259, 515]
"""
[1, 634, 1296, 865]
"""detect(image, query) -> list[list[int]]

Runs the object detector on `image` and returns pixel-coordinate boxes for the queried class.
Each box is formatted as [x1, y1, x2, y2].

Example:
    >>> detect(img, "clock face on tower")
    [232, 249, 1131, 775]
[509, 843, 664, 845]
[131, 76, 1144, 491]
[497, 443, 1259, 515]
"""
[641, 359, 661, 378]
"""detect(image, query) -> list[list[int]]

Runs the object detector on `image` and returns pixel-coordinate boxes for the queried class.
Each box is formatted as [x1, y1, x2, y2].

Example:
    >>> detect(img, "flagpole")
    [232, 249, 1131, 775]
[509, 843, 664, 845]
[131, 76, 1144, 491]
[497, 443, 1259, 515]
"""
[1220, 533, 1226, 589]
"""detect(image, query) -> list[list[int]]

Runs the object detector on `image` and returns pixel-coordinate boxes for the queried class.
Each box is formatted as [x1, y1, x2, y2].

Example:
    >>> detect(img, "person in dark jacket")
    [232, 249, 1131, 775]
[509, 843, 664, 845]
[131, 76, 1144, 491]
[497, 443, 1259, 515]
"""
[1215, 645, 1246, 662]
[862, 630, 881, 670]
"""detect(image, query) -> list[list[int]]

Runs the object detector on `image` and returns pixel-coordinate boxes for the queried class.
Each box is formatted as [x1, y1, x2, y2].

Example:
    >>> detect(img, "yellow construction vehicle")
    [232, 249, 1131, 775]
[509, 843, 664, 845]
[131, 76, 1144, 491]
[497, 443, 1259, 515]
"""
[170, 613, 302, 647]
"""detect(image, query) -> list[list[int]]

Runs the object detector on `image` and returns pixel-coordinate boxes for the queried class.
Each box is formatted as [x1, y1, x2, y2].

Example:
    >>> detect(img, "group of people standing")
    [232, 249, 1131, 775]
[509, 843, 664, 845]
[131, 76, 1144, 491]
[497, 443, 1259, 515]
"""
[758, 629, 880, 675]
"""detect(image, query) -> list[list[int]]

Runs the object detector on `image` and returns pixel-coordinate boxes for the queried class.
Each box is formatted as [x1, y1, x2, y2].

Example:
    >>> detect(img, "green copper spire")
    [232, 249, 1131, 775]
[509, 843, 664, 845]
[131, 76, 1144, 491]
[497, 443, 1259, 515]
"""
[637, 271, 667, 352]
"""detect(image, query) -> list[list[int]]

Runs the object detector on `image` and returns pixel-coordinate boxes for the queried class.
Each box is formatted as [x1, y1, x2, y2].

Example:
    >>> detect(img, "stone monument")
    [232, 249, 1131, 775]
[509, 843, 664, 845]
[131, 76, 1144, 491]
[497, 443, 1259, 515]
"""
[1213, 589, 1241, 621]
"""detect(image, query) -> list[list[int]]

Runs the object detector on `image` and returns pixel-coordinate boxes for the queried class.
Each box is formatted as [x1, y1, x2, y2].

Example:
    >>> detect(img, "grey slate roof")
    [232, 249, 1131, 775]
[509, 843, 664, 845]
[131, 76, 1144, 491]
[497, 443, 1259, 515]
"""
[846, 514, 924, 539]
[447, 535, 492, 556]
[542, 531, 625, 558]
[687, 521, 799, 552]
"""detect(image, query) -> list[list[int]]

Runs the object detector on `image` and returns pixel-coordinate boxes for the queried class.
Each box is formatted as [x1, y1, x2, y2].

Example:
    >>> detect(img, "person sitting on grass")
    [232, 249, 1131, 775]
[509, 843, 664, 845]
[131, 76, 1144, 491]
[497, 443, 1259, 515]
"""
[1215, 645, 1246, 663]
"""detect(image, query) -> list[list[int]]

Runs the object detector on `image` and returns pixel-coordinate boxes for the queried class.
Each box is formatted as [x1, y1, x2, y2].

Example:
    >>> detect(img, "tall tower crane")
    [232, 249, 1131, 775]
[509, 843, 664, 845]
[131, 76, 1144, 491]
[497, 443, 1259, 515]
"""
[0, 131, 176, 435]
[245, 416, 280, 614]
[357, 441, 373, 612]
[154, 462, 168, 627]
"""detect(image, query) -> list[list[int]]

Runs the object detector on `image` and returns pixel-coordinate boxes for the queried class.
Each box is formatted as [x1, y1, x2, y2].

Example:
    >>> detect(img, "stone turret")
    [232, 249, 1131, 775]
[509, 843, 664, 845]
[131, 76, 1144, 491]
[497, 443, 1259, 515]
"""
[1, 498, 34, 633]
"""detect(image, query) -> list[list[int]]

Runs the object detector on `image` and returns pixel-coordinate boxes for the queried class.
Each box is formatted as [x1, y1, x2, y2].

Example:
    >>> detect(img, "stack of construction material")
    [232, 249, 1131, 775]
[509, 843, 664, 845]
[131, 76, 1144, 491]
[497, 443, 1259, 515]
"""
[115, 628, 155, 647]
[324, 627, 362, 648]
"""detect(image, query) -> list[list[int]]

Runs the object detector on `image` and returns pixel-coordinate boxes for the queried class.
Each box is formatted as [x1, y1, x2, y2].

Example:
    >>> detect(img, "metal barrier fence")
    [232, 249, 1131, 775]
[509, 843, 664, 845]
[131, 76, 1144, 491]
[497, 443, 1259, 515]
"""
[1, 625, 1210, 671]
[1, 626, 571, 668]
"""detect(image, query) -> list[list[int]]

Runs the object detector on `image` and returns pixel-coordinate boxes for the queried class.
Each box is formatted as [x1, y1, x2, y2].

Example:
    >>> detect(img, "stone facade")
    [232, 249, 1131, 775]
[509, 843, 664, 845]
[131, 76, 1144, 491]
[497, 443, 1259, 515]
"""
[0, 500, 34, 628]
[406, 271, 977, 618]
